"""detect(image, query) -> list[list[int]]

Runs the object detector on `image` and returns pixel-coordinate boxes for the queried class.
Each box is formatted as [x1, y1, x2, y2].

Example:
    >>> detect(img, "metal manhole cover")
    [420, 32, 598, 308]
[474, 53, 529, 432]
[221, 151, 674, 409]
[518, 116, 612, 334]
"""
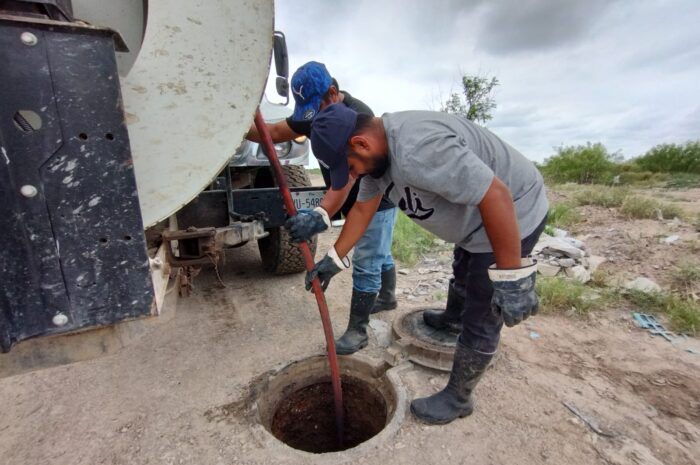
[391, 309, 458, 372]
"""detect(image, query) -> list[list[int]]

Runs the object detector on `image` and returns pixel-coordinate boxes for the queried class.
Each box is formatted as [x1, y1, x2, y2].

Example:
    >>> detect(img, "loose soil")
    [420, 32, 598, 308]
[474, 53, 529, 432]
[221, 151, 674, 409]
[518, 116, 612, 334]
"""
[270, 376, 387, 454]
[0, 181, 698, 464]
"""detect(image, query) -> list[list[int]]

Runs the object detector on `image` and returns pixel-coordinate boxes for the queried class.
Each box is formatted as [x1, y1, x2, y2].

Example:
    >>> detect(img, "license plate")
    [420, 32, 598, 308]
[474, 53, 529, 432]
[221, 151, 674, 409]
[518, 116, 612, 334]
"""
[291, 190, 325, 211]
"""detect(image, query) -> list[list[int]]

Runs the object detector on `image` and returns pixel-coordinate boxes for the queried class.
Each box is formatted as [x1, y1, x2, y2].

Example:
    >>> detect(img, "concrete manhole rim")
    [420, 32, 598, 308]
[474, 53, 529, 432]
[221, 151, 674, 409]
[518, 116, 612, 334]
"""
[248, 352, 408, 460]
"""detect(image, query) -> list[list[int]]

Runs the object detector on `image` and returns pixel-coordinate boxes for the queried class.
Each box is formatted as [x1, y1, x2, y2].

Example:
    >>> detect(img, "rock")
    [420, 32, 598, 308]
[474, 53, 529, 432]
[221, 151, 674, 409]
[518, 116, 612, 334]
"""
[398, 269, 410, 275]
[566, 265, 591, 283]
[552, 228, 568, 238]
[558, 258, 576, 268]
[535, 235, 585, 259]
[537, 262, 561, 277]
[369, 319, 392, 348]
[586, 255, 606, 274]
[624, 277, 661, 294]
[562, 236, 586, 250]
[660, 235, 680, 244]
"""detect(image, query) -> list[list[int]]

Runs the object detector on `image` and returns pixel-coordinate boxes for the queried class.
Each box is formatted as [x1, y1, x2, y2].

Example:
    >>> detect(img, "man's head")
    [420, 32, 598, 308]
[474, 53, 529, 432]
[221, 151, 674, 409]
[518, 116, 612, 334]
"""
[290, 62, 341, 122]
[310, 104, 388, 189]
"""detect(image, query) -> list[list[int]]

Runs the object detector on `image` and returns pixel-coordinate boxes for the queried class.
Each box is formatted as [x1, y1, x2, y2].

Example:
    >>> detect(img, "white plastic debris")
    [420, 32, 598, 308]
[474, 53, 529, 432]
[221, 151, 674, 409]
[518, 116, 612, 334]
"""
[624, 277, 661, 294]
[660, 235, 680, 245]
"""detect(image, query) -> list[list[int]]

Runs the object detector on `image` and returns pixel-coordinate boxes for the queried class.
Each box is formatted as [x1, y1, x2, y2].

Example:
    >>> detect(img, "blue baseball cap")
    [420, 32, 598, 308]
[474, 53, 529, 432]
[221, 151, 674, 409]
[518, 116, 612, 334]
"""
[310, 103, 358, 190]
[290, 61, 333, 122]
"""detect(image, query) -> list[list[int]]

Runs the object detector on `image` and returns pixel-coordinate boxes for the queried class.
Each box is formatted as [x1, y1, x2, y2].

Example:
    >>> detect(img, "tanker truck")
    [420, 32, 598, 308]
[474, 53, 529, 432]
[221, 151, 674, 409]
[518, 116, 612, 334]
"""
[0, 0, 323, 375]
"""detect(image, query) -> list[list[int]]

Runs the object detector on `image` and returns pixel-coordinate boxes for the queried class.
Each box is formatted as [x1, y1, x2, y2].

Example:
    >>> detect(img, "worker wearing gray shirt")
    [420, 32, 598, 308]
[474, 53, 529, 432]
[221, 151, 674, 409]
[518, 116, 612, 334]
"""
[303, 103, 548, 425]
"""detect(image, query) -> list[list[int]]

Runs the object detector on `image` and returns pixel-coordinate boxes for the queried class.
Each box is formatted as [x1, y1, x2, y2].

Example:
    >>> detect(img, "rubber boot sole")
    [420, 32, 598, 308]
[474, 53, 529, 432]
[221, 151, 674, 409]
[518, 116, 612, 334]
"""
[371, 301, 397, 314]
[409, 401, 474, 425]
[335, 339, 368, 355]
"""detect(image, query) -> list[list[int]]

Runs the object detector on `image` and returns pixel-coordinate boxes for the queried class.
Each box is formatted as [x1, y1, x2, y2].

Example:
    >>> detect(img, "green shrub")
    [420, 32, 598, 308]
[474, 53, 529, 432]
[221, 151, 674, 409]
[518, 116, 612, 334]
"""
[634, 141, 700, 174]
[625, 290, 699, 335]
[665, 173, 700, 188]
[620, 196, 683, 220]
[547, 203, 582, 229]
[671, 261, 700, 291]
[573, 186, 628, 208]
[536, 277, 592, 316]
[540, 142, 621, 184]
[391, 212, 441, 265]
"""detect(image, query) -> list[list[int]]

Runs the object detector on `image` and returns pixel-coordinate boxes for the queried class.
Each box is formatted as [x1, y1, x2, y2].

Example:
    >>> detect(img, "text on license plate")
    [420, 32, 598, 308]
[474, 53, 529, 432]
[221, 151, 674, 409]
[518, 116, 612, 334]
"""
[291, 190, 325, 210]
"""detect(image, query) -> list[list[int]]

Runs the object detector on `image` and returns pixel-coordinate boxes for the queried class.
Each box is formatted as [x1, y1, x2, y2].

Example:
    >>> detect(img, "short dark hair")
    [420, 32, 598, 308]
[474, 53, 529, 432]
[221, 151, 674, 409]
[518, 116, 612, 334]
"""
[352, 112, 374, 135]
[321, 78, 340, 102]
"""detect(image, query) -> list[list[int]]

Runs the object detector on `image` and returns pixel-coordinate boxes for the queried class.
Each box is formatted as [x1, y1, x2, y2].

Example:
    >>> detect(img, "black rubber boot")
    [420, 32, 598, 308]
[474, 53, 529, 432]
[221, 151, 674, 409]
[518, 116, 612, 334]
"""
[335, 290, 377, 355]
[423, 280, 464, 332]
[372, 267, 397, 313]
[410, 340, 493, 424]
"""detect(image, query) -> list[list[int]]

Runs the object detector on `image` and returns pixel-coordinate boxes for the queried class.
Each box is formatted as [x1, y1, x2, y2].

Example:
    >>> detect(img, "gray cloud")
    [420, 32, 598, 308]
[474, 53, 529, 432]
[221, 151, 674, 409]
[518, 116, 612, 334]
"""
[475, 0, 617, 55]
[270, 0, 700, 163]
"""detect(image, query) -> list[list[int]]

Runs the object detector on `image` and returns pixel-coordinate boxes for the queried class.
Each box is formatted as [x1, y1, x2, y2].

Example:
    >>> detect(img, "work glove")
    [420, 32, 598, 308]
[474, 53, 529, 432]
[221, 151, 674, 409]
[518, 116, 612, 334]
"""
[489, 258, 538, 327]
[284, 207, 331, 243]
[305, 246, 350, 292]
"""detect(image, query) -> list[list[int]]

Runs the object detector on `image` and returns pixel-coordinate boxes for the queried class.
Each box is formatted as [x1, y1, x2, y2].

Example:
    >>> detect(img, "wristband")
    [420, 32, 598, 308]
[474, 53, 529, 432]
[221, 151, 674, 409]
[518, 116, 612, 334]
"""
[488, 257, 536, 281]
[313, 206, 331, 228]
[328, 246, 350, 269]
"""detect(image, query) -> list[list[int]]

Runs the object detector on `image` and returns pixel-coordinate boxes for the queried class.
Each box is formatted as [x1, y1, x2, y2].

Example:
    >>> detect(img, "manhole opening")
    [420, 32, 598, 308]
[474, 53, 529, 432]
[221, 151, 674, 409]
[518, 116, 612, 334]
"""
[270, 375, 387, 453]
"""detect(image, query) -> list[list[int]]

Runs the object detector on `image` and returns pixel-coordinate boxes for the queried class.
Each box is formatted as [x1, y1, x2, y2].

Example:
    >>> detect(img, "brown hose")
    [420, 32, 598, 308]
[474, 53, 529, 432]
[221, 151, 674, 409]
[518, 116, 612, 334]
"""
[254, 109, 344, 446]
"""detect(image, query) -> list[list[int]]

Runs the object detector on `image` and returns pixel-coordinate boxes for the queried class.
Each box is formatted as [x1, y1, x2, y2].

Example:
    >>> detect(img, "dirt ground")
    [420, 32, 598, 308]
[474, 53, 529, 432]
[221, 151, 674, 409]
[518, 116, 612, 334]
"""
[1, 185, 699, 465]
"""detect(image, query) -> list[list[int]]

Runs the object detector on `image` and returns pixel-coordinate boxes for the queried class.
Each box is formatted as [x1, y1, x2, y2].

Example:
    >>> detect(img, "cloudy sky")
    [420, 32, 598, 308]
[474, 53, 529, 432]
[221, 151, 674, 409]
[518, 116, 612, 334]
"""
[266, 0, 700, 164]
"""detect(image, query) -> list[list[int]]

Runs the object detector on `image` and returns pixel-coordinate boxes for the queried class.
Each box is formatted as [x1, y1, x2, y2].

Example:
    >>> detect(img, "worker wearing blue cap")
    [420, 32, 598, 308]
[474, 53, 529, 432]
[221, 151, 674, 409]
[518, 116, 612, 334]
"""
[247, 62, 399, 354]
[306, 103, 548, 425]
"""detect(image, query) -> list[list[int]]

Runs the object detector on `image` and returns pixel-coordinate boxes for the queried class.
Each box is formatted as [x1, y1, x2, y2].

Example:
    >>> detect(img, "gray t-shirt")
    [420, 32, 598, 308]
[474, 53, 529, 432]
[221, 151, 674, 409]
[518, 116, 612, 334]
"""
[357, 111, 548, 253]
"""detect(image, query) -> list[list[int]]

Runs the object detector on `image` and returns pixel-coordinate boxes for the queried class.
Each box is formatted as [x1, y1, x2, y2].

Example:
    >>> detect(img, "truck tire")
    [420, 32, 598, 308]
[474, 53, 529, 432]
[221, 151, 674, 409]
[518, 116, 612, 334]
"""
[257, 165, 318, 274]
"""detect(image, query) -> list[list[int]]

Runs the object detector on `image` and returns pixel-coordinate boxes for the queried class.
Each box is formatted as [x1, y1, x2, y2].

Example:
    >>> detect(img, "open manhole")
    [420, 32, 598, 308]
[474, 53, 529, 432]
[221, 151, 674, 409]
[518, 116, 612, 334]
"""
[390, 308, 458, 372]
[254, 355, 406, 455]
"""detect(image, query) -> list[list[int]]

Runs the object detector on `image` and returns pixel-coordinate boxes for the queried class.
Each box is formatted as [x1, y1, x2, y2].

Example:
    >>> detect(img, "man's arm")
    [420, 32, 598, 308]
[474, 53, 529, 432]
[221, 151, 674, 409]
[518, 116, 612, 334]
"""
[478, 177, 522, 269]
[334, 194, 383, 257]
[246, 120, 300, 143]
[320, 178, 356, 217]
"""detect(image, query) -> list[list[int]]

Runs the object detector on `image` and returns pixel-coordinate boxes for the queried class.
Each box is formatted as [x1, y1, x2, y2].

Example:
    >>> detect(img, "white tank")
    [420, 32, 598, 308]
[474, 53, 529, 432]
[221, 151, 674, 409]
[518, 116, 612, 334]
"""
[72, 0, 274, 227]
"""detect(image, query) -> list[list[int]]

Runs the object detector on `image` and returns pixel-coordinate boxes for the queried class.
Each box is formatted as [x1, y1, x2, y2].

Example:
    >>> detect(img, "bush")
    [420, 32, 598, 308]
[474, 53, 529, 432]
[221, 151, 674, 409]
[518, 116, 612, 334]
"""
[620, 196, 683, 220]
[625, 290, 699, 335]
[391, 212, 441, 265]
[536, 277, 592, 316]
[574, 186, 628, 208]
[547, 203, 582, 229]
[634, 141, 700, 174]
[540, 142, 621, 184]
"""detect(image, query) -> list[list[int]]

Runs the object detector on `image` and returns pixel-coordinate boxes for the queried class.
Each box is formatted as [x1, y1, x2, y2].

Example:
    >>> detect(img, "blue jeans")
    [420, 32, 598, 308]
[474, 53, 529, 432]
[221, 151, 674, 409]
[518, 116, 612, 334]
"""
[352, 208, 398, 293]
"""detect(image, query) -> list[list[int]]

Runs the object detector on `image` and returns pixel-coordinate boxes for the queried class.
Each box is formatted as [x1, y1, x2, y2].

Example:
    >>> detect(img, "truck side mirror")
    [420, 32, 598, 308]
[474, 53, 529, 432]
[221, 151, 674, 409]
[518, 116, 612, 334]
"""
[273, 31, 289, 102]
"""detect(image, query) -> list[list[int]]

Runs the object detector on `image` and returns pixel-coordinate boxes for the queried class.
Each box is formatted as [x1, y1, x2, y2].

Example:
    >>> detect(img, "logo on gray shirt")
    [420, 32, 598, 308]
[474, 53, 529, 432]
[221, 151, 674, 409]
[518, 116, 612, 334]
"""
[386, 183, 434, 220]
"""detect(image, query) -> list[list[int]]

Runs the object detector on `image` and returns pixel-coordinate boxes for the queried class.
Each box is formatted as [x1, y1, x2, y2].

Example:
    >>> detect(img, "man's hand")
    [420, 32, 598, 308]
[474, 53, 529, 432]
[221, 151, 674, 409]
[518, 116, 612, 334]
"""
[305, 247, 350, 291]
[489, 258, 538, 327]
[285, 207, 330, 243]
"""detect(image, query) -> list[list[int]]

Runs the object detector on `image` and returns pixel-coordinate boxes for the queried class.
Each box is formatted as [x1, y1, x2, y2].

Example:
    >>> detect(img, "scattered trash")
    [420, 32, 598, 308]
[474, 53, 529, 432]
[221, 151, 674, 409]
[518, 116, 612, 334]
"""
[566, 265, 591, 284]
[632, 313, 675, 342]
[529, 331, 541, 340]
[660, 235, 680, 245]
[533, 232, 599, 282]
[624, 277, 662, 294]
[562, 402, 615, 437]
